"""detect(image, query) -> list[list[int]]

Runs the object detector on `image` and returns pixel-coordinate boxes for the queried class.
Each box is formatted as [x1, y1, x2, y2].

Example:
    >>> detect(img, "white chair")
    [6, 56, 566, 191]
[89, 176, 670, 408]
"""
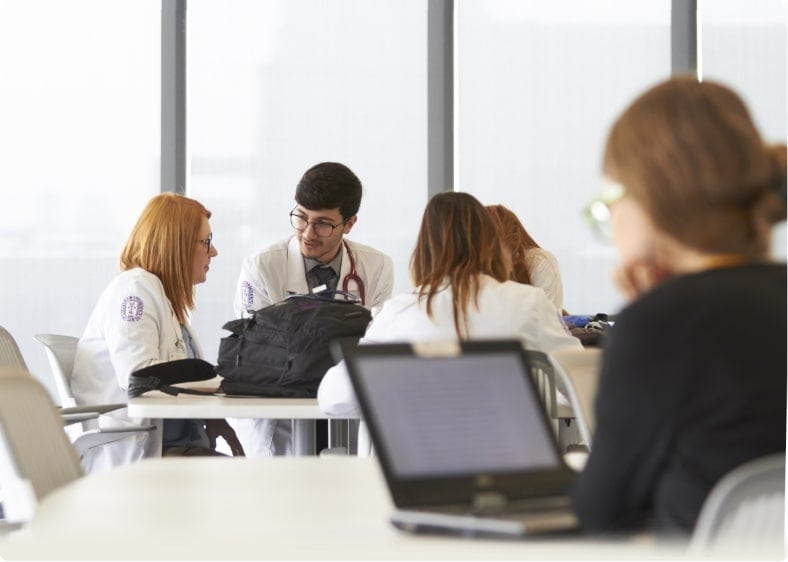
[32, 334, 83, 409]
[690, 453, 785, 555]
[0, 367, 84, 523]
[522, 350, 558, 421]
[548, 347, 602, 451]
[524, 349, 591, 452]
[33, 333, 155, 459]
[0, 326, 102, 424]
[0, 326, 27, 369]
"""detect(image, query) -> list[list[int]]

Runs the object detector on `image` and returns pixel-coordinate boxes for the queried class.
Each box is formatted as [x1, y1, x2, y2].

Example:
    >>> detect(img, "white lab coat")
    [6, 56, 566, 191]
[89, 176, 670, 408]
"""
[231, 236, 394, 456]
[71, 268, 205, 474]
[317, 274, 582, 418]
[234, 236, 394, 317]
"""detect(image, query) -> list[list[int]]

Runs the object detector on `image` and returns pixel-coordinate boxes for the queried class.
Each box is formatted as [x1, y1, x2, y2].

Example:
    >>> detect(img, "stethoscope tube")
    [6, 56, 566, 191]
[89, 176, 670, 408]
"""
[341, 240, 366, 305]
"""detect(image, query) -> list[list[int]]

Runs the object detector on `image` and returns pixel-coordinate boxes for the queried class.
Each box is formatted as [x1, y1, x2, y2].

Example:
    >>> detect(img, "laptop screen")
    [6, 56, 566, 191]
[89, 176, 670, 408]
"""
[348, 342, 561, 479]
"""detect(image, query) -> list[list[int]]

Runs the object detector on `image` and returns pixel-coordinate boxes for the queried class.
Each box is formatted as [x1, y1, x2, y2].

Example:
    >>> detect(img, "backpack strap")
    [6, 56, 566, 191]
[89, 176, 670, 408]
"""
[128, 359, 219, 398]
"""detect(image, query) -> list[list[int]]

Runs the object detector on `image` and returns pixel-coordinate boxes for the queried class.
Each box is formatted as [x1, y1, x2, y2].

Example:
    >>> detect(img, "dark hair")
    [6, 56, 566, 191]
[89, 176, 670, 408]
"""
[294, 162, 363, 220]
[411, 192, 510, 337]
[604, 76, 787, 258]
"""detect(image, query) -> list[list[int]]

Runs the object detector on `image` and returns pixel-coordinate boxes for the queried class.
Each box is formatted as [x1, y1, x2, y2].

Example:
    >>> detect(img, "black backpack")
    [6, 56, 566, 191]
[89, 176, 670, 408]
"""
[216, 293, 372, 397]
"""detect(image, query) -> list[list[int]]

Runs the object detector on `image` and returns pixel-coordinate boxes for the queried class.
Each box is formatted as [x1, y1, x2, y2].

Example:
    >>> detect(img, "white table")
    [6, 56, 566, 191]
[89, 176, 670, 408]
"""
[0, 457, 683, 560]
[127, 379, 355, 455]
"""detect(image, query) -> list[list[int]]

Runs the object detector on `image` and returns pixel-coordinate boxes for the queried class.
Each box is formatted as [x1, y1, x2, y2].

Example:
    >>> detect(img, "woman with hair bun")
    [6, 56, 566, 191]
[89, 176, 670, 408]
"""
[572, 77, 786, 536]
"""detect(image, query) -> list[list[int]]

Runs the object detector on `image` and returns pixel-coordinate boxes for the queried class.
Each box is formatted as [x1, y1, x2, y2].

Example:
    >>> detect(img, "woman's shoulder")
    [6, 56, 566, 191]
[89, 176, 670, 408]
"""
[378, 289, 421, 312]
[523, 247, 558, 264]
[615, 264, 786, 336]
[637, 263, 785, 308]
[105, 268, 167, 299]
[478, 274, 547, 304]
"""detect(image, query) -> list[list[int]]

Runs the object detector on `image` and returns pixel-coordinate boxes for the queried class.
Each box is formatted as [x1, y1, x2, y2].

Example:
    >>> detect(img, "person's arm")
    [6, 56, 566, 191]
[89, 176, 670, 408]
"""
[235, 256, 274, 318]
[526, 249, 565, 311]
[366, 253, 394, 310]
[103, 278, 166, 391]
[317, 300, 392, 416]
[570, 313, 677, 532]
[317, 360, 358, 417]
[527, 289, 582, 354]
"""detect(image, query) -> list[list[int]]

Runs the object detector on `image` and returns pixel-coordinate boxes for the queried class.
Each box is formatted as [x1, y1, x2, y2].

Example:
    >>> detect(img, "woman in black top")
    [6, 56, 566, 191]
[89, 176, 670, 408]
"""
[571, 77, 786, 535]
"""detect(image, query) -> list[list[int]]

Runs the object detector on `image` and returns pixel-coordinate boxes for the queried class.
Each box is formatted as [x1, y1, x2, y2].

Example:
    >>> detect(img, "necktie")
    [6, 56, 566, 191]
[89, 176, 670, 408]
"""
[312, 266, 335, 289]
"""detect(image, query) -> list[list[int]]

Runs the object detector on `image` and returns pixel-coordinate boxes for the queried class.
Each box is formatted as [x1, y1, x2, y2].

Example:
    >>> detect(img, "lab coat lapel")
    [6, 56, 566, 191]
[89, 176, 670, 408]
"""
[286, 236, 310, 296]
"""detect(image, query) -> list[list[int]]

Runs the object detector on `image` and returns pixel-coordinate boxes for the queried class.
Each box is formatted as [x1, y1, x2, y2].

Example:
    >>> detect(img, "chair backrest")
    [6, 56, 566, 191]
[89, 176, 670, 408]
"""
[33, 334, 80, 409]
[549, 347, 602, 449]
[690, 453, 785, 555]
[522, 349, 558, 419]
[0, 326, 28, 369]
[0, 368, 83, 522]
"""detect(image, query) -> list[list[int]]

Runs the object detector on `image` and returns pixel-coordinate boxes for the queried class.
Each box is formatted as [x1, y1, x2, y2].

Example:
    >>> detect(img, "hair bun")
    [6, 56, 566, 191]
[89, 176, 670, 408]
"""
[768, 144, 787, 206]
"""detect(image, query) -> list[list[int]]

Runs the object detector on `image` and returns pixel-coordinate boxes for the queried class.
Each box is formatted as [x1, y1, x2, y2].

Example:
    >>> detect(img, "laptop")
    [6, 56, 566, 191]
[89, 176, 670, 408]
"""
[340, 338, 579, 538]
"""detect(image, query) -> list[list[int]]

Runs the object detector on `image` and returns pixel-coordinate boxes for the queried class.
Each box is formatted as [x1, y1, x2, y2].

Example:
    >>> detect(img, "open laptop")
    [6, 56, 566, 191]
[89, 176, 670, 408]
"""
[340, 338, 579, 539]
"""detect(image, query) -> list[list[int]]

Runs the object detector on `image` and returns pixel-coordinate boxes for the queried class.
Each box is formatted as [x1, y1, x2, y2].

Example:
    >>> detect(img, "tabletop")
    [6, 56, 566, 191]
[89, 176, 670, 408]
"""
[126, 376, 333, 419]
[126, 377, 355, 455]
[127, 391, 329, 419]
[0, 457, 689, 561]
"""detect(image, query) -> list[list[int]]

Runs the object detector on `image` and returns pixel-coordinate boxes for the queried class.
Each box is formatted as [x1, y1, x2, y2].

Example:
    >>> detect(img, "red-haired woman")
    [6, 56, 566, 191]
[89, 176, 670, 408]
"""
[72, 193, 243, 474]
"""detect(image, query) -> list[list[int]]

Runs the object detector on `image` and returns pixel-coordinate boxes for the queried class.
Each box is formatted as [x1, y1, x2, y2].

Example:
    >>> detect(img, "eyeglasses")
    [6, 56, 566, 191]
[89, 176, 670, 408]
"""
[197, 232, 213, 254]
[583, 178, 625, 241]
[289, 209, 347, 238]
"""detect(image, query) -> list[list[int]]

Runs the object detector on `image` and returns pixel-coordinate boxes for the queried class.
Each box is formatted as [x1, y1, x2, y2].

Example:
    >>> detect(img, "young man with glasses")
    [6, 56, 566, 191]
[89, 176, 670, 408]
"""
[232, 161, 394, 456]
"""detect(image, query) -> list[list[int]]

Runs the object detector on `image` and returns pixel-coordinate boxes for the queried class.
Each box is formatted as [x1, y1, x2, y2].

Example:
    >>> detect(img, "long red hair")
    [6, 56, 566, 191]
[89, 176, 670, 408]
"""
[120, 193, 211, 324]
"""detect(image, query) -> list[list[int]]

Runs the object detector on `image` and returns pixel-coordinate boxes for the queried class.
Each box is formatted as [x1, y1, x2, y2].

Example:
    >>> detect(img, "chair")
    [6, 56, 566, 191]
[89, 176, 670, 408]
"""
[522, 350, 558, 421]
[524, 349, 592, 453]
[33, 334, 155, 458]
[1, 325, 100, 423]
[0, 368, 84, 523]
[690, 453, 785, 555]
[32, 334, 82, 409]
[0, 326, 28, 369]
[548, 347, 602, 450]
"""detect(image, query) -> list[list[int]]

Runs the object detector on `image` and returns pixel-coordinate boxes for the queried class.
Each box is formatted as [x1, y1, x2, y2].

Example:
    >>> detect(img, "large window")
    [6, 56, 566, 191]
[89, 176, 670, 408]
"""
[456, 0, 671, 314]
[0, 0, 160, 397]
[700, 0, 787, 258]
[1, 1, 784, 393]
[187, 0, 428, 355]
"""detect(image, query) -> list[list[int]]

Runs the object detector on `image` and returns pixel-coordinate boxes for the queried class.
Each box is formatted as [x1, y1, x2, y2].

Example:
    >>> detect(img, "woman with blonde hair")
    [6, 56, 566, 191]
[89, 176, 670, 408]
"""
[487, 204, 565, 311]
[318, 191, 580, 417]
[72, 193, 243, 473]
[572, 77, 786, 536]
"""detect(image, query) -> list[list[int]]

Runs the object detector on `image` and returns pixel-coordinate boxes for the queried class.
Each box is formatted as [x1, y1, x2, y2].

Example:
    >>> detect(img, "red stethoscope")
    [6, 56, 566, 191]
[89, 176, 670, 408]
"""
[342, 240, 366, 305]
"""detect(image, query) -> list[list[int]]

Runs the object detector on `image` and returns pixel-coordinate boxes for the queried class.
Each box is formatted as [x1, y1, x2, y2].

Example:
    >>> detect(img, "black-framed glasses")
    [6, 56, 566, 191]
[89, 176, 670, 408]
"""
[289, 209, 346, 238]
[197, 232, 213, 254]
[583, 179, 625, 242]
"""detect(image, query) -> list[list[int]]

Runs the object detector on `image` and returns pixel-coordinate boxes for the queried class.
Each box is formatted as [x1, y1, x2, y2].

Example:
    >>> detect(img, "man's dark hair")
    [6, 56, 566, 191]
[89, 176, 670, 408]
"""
[295, 162, 362, 220]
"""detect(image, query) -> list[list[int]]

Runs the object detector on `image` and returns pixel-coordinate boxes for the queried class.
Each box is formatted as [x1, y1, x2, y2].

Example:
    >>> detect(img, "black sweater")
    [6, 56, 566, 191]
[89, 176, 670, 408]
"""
[570, 264, 786, 535]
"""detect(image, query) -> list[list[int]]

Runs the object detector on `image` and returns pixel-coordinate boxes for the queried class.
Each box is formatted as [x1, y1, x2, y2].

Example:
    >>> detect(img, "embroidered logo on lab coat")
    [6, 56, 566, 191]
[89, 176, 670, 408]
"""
[121, 296, 144, 322]
[241, 280, 254, 312]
